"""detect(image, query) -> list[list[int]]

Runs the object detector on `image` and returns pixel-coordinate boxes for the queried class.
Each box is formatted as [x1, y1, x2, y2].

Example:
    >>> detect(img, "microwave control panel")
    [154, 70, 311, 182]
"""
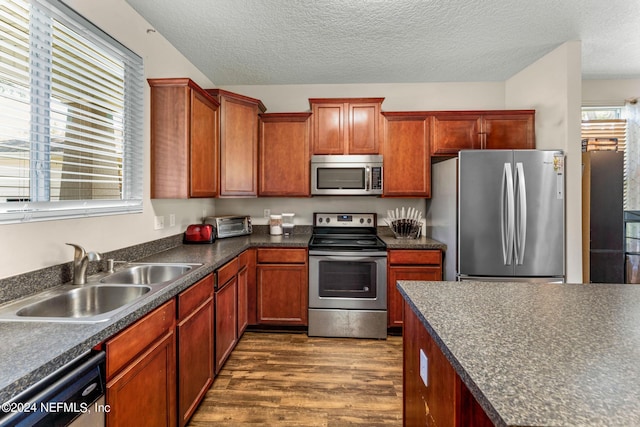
[371, 167, 382, 190]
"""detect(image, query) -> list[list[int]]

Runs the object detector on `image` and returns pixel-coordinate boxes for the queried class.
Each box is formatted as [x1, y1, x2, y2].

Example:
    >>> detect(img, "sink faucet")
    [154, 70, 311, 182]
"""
[66, 243, 102, 285]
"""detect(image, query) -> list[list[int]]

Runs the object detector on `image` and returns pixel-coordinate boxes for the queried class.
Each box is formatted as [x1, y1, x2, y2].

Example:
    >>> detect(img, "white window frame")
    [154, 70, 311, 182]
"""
[0, 0, 143, 224]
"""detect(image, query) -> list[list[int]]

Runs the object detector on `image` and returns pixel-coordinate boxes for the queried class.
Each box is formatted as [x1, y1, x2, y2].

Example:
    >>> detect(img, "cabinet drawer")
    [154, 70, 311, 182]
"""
[217, 257, 239, 288]
[238, 250, 249, 269]
[177, 274, 213, 320]
[257, 248, 306, 264]
[388, 250, 442, 266]
[105, 299, 175, 380]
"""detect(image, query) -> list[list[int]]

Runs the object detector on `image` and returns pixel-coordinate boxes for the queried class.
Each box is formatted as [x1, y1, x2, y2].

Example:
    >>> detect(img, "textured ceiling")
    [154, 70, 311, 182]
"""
[124, 0, 640, 85]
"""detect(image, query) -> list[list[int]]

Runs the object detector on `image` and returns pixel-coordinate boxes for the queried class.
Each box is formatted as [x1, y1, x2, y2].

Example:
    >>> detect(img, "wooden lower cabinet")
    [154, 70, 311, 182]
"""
[105, 300, 177, 427]
[237, 252, 249, 336]
[256, 248, 308, 325]
[177, 274, 214, 427]
[215, 274, 238, 374]
[403, 300, 493, 427]
[388, 250, 442, 328]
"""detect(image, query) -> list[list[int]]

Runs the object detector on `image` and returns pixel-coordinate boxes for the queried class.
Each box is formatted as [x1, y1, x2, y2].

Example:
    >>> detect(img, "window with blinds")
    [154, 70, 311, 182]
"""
[581, 120, 627, 152]
[581, 107, 630, 208]
[0, 0, 143, 223]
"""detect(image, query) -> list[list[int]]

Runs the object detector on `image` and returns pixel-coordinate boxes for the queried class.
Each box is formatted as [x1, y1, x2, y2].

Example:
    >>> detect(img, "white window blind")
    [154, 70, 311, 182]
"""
[0, 0, 143, 223]
[581, 119, 627, 152]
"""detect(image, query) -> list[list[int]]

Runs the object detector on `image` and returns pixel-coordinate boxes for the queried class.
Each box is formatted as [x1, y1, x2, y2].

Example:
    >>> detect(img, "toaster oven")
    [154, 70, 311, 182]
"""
[204, 215, 252, 239]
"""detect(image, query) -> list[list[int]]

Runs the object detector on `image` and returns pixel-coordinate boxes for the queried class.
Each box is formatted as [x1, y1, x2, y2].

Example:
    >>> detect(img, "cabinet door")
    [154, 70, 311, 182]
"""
[348, 102, 381, 154]
[237, 264, 248, 337]
[382, 113, 431, 197]
[189, 90, 219, 197]
[403, 301, 431, 427]
[482, 112, 534, 149]
[215, 277, 238, 373]
[312, 102, 345, 154]
[177, 298, 214, 427]
[149, 78, 219, 199]
[244, 249, 258, 326]
[432, 113, 482, 155]
[259, 113, 311, 196]
[149, 83, 189, 199]
[219, 97, 258, 196]
[388, 266, 441, 327]
[257, 264, 308, 325]
[403, 301, 458, 427]
[107, 331, 176, 427]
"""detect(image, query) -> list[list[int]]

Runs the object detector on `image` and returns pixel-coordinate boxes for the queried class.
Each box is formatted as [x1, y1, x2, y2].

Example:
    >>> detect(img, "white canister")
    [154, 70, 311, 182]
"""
[269, 214, 283, 235]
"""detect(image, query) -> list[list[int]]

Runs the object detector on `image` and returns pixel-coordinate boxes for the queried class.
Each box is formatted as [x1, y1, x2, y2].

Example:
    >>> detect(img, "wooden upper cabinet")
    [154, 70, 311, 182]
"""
[482, 112, 535, 149]
[259, 113, 311, 196]
[432, 110, 535, 155]
[432, 112, 482, 155]
[207, 89, 266, 197]
[382, 112, 432, 198]
[309, 98, 384, 155]
[148, 78, 219, 199]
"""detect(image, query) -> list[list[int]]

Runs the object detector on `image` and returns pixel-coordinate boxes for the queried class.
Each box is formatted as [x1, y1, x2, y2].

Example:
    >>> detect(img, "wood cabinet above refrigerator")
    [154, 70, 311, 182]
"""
[431, 110, 535, 156]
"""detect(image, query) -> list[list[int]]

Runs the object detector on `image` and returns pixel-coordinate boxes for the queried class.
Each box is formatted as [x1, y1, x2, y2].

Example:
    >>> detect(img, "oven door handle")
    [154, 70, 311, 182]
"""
[309, 254, 387, 261]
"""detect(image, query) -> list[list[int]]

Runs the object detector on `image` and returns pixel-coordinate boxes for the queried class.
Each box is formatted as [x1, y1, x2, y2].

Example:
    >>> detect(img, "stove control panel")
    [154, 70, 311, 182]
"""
[313, 213, 376, 227]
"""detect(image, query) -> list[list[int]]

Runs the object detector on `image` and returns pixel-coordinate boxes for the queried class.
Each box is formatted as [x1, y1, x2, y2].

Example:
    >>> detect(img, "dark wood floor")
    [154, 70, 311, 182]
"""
[188, 331, 403, 426]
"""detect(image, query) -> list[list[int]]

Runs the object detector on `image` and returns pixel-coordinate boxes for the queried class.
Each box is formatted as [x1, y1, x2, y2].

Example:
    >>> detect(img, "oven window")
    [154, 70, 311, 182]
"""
[317, 168, 365, 189]
[318, 260, 377, 298]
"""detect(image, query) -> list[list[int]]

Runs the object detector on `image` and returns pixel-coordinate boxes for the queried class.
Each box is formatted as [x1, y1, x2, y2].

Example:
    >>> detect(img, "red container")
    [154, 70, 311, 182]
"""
[183, 224, 215, 244]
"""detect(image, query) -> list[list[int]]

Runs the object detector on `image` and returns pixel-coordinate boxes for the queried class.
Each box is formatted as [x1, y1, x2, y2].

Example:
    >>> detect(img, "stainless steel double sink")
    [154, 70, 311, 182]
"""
[0, 263, 202, 323]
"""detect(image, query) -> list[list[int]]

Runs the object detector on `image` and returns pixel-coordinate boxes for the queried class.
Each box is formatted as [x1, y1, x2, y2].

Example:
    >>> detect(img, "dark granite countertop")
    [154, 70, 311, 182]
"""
[397, 280, 640, 427]
[0, 232, 310, 404]
[377, 227, 447, 250]
[0, 229, 445, 404]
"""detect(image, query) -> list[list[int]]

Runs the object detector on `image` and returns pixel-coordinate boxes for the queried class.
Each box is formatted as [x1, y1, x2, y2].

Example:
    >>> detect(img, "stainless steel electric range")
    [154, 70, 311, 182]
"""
[308, 213, 387, 339]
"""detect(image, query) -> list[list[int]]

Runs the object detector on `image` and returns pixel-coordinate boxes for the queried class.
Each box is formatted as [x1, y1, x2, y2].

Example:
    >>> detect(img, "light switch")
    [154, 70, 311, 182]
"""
[420, 349, 428, 387]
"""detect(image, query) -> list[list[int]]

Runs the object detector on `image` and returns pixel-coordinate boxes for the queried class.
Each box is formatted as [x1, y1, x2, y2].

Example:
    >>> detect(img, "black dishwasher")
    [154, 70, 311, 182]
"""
[0, 351, 106, 427]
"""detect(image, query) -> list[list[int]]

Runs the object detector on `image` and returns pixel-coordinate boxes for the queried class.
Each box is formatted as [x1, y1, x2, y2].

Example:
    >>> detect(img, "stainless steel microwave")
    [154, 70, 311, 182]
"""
[311, 155, 383, 196]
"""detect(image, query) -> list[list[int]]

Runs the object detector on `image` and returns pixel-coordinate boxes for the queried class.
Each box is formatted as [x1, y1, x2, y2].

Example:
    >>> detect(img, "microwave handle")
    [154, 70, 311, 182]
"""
[365, 166, 371, 190]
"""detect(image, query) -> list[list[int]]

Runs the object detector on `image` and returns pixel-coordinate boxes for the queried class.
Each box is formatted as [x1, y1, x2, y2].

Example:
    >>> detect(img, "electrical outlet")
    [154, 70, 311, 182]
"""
[169, 214, 176, 227]
[264, 209, 271, 218]
[154, 215, 165, 230]
[420, 349, 428, 387]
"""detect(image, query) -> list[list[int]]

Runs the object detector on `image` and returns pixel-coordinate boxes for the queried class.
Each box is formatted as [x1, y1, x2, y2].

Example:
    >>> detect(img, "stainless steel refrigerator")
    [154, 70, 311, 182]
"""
[426, 150, 565, 282]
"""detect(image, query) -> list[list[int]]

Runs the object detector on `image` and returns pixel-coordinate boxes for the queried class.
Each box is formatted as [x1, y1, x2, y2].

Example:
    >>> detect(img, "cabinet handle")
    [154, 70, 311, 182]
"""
[478, 132, 487, 149]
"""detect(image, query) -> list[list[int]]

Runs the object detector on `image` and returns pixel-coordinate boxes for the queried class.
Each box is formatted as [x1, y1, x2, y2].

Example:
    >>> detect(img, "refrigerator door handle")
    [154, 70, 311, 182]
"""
[501, 162, 515, 265]
[515, 162, 527, 264]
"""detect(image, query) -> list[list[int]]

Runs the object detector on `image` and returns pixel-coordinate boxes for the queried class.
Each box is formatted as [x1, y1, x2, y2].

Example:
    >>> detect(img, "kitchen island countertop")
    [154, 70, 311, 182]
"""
[397, 280, 640, 427]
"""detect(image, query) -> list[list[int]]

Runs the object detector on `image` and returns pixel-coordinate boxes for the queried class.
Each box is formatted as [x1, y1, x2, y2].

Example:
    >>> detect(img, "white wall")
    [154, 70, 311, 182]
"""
[582, 79, 640, 105]
[505, 41, 583, 283]
[215, 197, 427, 227]
[0, 0, 217, 279]
[220, 82, 505, 113]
